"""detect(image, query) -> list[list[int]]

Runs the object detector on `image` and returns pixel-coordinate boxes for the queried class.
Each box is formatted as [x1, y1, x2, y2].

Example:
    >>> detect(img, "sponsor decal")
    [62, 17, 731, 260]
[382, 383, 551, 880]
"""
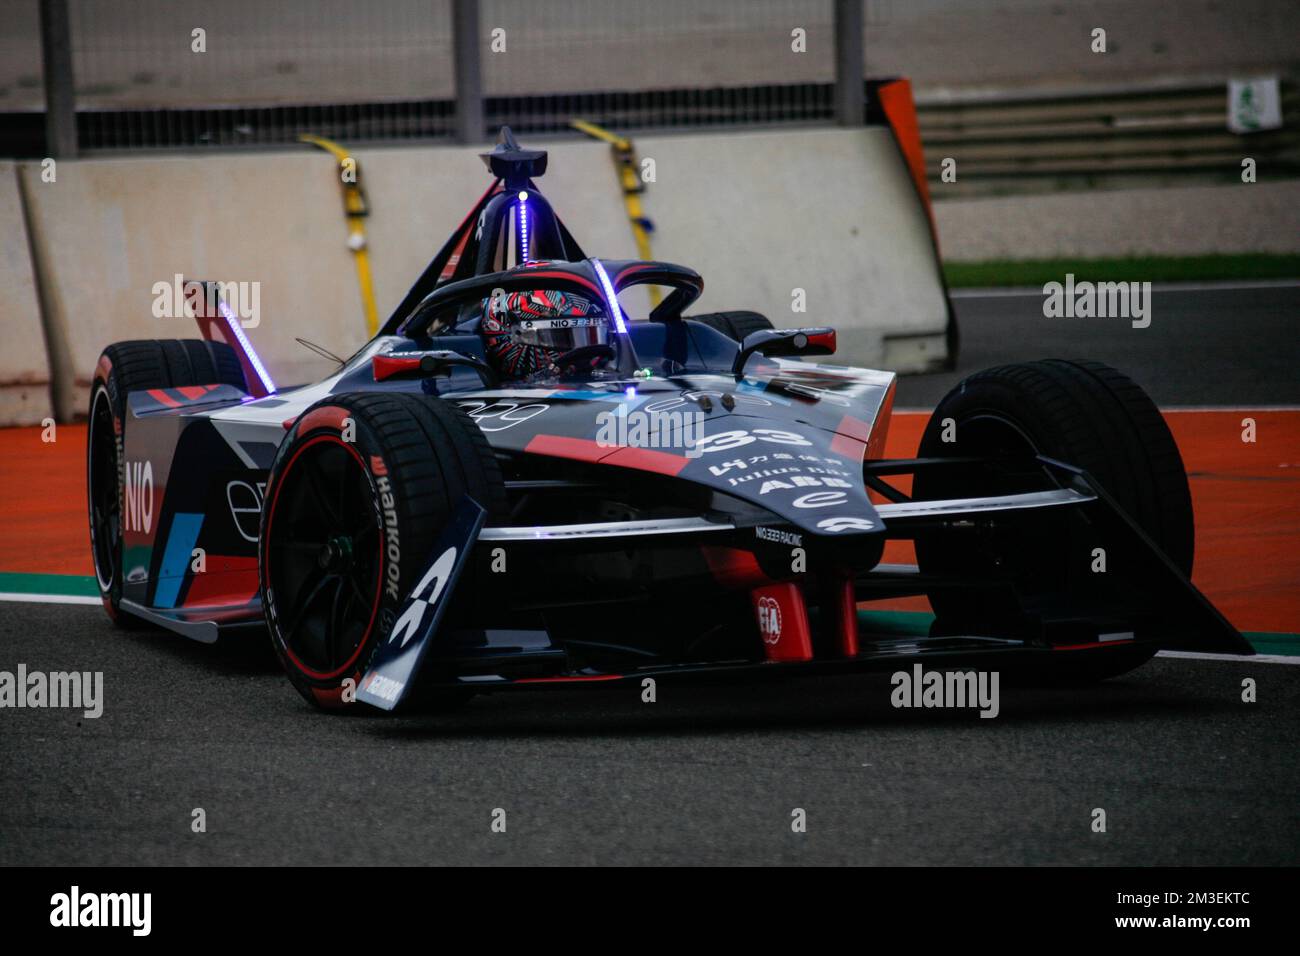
[376, 474, 401, 600]
[755, 526, 802, 547]
[389, 545, 458, 648]
[225, 480, 265, 543]
[695, 428, 813, 454]
[756, 595, 782, 645]
[792, 491, 848, 509]
[457, 400, 549, 432]
[757, 475, 853, 495]
[362, 672, 405, 703]
[816, 515, 877, 533]
[123, 459, 154, 533]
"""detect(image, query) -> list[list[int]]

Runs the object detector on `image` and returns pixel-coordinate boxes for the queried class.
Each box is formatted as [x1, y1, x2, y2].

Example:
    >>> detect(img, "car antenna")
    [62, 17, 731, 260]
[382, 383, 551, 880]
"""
[295, 337, 345, 368]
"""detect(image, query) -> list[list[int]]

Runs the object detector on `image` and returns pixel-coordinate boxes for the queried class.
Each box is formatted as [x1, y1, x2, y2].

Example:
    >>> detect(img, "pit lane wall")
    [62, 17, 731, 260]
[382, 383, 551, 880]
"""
[0, 163, 53, 425]
[6, 128, 949, 424]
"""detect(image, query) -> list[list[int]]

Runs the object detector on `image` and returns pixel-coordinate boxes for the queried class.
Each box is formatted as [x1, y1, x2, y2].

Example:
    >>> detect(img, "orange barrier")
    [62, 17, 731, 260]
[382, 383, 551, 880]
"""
[1, 410, 1295, 632]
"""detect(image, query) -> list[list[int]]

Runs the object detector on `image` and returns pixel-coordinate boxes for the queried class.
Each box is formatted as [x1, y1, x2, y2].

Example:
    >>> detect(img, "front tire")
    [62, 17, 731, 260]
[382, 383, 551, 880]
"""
[260, 392, 505, 711]
[914, 359, 1193, 681]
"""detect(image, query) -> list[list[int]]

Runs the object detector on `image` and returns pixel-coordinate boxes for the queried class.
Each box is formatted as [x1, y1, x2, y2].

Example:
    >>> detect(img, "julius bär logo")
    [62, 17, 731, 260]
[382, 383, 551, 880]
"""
[756, 596, 782, 644]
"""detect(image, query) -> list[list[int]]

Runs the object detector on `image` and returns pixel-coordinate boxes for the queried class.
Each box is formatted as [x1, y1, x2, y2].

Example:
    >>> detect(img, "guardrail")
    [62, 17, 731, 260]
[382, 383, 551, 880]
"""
[916, 78, 1300, 197]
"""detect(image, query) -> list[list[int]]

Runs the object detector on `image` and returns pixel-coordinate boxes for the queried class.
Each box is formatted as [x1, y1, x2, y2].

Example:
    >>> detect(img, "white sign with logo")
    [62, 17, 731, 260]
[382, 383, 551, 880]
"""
[1227, 77, 1282, 134]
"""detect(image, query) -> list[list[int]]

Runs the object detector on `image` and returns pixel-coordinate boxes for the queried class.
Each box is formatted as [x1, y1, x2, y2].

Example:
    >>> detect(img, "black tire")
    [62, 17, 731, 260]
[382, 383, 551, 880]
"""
[913, 359, 1192, 681]
[688, 310, 774, 342]
[87, 339, 248, 625]
[260, 392, 505, 711]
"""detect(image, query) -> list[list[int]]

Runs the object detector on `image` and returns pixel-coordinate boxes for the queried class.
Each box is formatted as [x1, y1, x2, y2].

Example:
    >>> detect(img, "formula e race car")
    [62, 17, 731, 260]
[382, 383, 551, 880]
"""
[86, 129, 1251, 712]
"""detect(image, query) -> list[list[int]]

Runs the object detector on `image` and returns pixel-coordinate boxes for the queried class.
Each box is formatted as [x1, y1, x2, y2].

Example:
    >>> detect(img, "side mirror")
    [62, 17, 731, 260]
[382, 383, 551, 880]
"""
[373, 350, 499, 388]
[731, 327, 836, 377]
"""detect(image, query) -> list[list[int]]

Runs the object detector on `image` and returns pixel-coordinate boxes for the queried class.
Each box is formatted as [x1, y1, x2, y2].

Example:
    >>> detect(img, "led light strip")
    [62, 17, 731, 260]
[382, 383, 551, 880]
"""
[218, 299, 276, 394]
[517, 190, 530, 261]
[591, 258, 628, 334]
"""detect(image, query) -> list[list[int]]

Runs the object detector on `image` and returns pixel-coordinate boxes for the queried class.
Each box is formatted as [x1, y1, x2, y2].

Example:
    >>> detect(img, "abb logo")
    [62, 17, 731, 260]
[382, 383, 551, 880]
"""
[756, 596, 782, 644]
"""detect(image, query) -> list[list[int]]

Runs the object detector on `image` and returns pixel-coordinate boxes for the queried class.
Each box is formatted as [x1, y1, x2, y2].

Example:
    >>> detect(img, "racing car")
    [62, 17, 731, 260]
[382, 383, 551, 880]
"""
[86, 128, 1252, 712]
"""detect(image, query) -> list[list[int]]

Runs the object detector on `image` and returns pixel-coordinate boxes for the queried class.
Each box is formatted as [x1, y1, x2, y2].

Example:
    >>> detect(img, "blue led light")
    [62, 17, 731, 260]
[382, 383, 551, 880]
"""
[517, 193, 529, 261]
[625, 386, 637, 398]
[218, 299, 276, 394]
[591, 259, 627, 335]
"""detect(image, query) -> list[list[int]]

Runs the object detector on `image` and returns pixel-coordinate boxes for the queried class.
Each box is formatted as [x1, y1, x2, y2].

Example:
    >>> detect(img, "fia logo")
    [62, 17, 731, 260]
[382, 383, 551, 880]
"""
[756, 596, 782, 645]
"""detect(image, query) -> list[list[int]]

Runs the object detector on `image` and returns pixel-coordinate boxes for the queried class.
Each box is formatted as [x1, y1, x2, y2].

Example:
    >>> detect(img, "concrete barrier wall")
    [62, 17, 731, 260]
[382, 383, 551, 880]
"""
[0, 163, 54, 425]
[633, 127, 950, 370]
[11, 128, 947, 423]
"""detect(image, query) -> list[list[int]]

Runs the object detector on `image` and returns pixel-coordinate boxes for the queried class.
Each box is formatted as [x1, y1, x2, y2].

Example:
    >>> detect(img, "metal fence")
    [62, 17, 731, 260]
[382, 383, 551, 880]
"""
[7, 0, 1297, 195]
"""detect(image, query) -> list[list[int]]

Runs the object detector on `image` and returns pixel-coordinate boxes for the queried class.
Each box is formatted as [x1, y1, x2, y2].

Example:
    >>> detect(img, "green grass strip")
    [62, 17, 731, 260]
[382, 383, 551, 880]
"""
[0, 571, 99, 597]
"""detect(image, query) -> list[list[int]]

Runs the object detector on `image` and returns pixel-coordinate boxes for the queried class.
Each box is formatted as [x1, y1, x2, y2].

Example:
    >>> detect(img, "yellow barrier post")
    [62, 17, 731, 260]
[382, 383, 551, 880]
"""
[299, 135, 380, 337]
[570, 120, 660, 307]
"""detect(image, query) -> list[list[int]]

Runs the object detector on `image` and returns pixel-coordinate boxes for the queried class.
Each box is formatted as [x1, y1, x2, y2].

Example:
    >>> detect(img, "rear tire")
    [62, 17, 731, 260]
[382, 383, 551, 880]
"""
[87, 339, 248, 626]
[914, 359, 1192, 682]
[260, 392, 505, 712]
[688, 310, 774, 341]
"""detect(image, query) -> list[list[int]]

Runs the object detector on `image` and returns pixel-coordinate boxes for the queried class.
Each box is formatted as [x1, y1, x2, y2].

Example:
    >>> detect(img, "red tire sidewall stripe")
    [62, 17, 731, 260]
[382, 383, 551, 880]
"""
[264, 420, 384, 685]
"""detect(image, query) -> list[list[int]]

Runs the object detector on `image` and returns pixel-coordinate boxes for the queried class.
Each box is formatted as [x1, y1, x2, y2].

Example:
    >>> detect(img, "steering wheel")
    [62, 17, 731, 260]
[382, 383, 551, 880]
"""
[554, 343, 616, 373]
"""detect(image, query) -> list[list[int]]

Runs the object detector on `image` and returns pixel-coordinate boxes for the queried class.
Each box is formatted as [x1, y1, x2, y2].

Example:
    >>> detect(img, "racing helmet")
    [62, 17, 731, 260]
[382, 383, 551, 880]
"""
[480, 288, 610, 378]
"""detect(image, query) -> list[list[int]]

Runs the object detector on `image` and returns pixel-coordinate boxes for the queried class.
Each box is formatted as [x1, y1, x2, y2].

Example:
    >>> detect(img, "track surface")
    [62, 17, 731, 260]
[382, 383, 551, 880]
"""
[0, 602, 1295, 866]
[1, 285, 1297, 865]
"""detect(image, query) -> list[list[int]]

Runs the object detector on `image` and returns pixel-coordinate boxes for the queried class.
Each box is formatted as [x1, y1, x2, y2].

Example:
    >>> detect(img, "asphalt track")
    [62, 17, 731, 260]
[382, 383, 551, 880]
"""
[1, 284, 1297, 866]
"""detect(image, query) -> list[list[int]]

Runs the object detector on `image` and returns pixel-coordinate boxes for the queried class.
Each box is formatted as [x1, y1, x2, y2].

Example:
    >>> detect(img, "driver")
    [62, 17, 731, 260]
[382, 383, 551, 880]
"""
[480, 288, 611, 380]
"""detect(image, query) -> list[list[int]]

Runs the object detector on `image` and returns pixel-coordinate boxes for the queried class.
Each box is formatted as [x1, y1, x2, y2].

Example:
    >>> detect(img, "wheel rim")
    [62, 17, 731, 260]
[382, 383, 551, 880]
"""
[265, 436, 384, 679]
[88, 386, 120, 592]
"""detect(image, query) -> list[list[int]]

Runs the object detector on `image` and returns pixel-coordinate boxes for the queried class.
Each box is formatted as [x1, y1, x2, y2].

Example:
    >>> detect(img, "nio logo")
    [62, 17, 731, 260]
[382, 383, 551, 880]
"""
[756, 596, 782, 644]
[123, 460, 154, 533]
[389, 546, 458, 647]
[816, 516, 876, 533]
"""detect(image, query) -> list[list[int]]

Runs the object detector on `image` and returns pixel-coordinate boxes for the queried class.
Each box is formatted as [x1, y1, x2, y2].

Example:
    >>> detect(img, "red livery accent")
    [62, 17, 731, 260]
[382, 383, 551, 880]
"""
[295, 405, 352, 436]
[701, 546, 771, 589]
[372, 354, 424, 381]
[181, 555, 259, 608]
[828, 572, 859, 658]
[147, 388, 183, 408]
[750, 582, 813, 662]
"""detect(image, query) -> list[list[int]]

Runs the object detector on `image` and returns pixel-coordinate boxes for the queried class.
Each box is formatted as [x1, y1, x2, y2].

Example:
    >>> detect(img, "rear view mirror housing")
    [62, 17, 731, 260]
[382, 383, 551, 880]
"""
[732, 327, 836, 377]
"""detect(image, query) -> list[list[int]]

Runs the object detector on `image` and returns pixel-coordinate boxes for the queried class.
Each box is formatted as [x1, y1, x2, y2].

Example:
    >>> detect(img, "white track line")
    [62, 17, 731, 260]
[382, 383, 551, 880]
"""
[0, 592, 102, 606]
[1158, 650, 1300, 666]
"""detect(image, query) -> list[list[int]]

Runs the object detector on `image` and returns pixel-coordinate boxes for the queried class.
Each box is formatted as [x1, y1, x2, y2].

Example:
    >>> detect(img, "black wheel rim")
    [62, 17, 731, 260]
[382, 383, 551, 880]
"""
[266, 437, 383, 678]
[88, 387, 120, 592]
